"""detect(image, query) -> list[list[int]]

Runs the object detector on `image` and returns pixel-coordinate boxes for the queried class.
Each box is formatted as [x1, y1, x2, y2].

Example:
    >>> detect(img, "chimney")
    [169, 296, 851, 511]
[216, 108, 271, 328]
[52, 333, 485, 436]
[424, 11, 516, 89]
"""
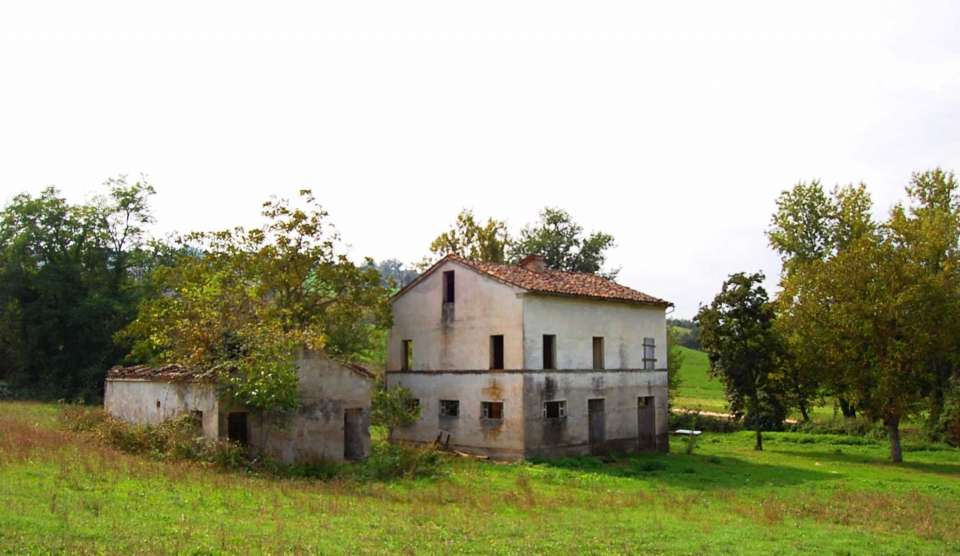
[519, 254, 547, 272]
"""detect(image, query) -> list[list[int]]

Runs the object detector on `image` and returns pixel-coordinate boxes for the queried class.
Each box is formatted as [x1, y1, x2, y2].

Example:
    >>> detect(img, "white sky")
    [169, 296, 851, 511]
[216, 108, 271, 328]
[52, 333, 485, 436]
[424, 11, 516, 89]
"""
[1, 1, 959, 317]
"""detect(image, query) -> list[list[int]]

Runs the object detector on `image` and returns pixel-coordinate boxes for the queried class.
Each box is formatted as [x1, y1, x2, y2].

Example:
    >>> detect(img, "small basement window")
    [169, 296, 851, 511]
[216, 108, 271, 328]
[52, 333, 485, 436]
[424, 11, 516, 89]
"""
[490, 335, 504, 370]
[543, 400, 566, 419]
[439, 399, 460, 417]
[406, 398, 421, 412]
[402, 339, 413, 371]
[443, 270, 455, 304]
[542, 334, 556, 370]
[481, 401, 504, 420]
[593, 337, 605, 369]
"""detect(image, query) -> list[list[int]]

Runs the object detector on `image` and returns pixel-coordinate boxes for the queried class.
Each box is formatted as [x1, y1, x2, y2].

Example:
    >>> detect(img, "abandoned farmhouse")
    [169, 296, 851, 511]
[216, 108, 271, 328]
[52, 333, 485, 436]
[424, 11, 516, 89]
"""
[387, 254, 672, 459]
[105, 350, 373, 463]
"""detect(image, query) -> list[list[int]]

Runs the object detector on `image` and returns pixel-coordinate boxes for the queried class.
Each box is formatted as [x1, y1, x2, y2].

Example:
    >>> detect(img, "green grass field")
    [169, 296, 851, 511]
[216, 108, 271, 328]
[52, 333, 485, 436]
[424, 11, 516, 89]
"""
[671, 346, 839, 421]
[672, 346, 728, 414]
[2, 401, 959, 554]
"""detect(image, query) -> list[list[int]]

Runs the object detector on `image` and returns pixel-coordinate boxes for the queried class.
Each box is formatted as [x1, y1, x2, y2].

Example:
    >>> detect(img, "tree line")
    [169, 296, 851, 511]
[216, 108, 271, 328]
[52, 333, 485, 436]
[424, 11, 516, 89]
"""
[0, 181, 628, 408]
[696, 169, 960, 461]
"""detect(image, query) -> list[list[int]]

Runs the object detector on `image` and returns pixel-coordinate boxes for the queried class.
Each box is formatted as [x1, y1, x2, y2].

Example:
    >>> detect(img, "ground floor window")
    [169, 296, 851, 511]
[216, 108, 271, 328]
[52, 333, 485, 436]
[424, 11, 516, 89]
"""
[440, 399, 460, 417]
[481, 401, 503, 419]
[543, 400, 566, 419]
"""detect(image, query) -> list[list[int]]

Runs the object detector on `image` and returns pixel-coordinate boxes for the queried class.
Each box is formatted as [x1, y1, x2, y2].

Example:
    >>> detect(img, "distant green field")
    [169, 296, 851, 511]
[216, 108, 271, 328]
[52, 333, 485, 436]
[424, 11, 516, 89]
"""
[672, 346, 728, 413]
[2, 401, 959, 554]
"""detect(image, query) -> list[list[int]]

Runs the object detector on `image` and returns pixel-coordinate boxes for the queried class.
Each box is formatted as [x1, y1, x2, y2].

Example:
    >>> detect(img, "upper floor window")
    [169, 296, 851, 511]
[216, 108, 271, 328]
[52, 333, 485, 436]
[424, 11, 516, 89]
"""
[542, 335, 556, 370]
[402, 339, 413, 371]
[490, 335, 504, 370]
[643, 337, 656, 370]
[443, 271, 455, 304]
[593, 337, 605, 369]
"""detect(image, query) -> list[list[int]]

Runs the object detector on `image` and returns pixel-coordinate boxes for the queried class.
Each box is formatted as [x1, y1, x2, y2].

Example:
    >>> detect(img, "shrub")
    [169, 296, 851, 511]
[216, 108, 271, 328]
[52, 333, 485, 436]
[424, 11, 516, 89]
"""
[353, 442, 444, 481]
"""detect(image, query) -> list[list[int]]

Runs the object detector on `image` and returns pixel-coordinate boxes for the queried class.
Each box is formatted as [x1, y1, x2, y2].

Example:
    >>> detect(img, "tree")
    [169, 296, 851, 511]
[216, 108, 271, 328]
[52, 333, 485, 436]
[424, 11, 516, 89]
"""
[368, 259, 419, 291]
[120, 190, 392, 411]
[427, 209, 510, 265]
[666, 325, 685, 405]
[696, 272, 785, 450]
[769, 181, 876, 418]
[886, 169, 960, 439]
[0, 177, 160, 400]
[510, 207, 618, 277]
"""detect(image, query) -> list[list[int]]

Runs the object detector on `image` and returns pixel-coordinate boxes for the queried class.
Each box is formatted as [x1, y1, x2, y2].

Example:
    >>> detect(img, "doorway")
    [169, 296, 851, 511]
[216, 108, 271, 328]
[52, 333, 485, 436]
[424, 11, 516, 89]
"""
[227, 412, 248, 446]
[344, 408, 365, 461]
[588, 398, 605, 453]
[637, 396, 656, 451]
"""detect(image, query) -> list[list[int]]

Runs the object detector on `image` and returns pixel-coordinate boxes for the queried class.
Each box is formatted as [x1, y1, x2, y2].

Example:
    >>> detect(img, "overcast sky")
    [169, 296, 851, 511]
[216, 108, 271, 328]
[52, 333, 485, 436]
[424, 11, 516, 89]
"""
[2, 2, 959, 317]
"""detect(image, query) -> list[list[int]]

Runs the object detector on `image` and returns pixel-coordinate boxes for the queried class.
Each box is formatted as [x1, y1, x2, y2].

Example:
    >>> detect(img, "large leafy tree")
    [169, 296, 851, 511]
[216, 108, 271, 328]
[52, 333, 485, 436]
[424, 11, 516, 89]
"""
[771, 169, 960, 460]
[120, 190, 391, 411]
[0, 177, 161, 400]
[427, 209, 510, 264]
[510, 207, 617, 277]
[769, 182, 876, 418]
[696, 272, 786, 450]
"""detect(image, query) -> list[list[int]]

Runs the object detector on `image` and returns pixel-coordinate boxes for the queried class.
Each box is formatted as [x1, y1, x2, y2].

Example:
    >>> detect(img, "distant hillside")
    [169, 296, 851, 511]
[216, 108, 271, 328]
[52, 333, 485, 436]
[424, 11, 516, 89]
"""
[672, 346, 725, 413]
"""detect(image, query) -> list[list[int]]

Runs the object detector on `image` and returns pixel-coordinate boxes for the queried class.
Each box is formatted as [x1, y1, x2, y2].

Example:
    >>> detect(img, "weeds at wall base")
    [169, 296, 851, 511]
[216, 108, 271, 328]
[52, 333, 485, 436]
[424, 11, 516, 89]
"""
[57, 405, 443, 481]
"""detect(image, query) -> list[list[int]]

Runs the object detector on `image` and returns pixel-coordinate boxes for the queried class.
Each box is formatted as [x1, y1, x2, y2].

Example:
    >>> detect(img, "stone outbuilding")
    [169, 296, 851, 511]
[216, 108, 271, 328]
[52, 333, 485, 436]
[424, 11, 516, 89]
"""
[104, 351, 373, 463]
[386, 254, 672, 460]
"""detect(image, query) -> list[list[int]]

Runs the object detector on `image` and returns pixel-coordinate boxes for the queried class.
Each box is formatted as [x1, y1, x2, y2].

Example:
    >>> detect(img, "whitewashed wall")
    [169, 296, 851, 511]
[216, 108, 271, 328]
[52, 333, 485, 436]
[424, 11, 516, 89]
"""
[389, 260, 525, 371]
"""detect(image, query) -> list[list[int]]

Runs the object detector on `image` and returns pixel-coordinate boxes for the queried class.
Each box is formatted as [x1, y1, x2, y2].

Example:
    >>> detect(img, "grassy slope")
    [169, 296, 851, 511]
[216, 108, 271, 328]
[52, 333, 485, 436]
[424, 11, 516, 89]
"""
[2, 402, 959, 554]
[673, 346, 728, 413]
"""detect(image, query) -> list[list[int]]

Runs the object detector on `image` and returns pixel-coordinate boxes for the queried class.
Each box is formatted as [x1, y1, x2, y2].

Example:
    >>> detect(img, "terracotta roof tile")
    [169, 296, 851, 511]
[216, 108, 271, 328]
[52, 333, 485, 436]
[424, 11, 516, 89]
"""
[107, 364, 218, 383]
[396, 254, 671, 307]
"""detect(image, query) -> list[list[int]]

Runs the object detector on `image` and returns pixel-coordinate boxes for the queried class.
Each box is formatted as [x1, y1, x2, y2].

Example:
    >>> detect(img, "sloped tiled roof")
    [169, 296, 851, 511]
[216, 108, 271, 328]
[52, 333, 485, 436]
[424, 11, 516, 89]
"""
[107, 364, 218, 383]
[394, 254, 671, 307]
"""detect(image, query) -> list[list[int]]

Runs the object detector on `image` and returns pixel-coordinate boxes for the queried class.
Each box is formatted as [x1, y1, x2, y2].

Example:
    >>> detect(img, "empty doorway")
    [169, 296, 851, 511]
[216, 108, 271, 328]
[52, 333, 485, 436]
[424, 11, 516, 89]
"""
[344, 408, 365, 461]
[588, 398, 605, 453]
[637, 396, 656, 451]
[227, 412, 248, 446]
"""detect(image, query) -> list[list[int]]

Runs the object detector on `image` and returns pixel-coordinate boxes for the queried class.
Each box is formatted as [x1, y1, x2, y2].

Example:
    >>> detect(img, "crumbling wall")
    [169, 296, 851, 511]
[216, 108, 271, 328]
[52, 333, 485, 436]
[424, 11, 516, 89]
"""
[522, 369, 669, 458]
[104, 379, 220, 438]
[248, 352, 372, 463]
[386, 370, 525, 459]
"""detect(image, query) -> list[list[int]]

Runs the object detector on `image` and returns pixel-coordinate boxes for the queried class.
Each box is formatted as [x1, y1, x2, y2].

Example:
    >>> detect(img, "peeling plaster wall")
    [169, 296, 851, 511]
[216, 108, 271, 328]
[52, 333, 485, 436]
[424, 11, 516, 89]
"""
[386, 371, 525, 459]
[522, 370, 669, 458]
[522, 295, 668, 370]
[248, 352, 372, 463]
[388, 260, 525, 371]
[104, 379, 220, 438]
[105, 352, 372, 464]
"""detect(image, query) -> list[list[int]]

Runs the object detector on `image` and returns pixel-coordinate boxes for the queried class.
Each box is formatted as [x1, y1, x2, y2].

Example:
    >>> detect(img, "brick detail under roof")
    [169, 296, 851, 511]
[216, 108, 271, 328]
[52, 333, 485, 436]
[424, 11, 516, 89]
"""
[396, 254, 671, 307]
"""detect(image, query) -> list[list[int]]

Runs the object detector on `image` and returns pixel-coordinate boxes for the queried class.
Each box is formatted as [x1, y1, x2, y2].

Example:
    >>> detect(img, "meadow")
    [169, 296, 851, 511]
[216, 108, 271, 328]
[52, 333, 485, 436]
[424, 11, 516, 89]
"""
[1, 401, 959, 555]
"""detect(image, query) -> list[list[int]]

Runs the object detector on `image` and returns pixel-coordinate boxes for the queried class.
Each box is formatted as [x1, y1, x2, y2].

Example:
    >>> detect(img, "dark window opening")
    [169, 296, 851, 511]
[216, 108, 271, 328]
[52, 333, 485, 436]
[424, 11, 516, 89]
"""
[490, 335, 504, 370]
[191, 410, 203, 424]
[542, 334, 556, 370]
[440, 399, 460, 417]
[543, 400, 566, 419]
[481, 401, 504, 419]
[443, 271, 455, 303]
[406, 398, 421, 413]
[593, 337, 605, 369]
[155, 399, 161, 410]
[643, 337, 656, 370]
[402, 339, 413, 371]
[227, 412, 248, 446]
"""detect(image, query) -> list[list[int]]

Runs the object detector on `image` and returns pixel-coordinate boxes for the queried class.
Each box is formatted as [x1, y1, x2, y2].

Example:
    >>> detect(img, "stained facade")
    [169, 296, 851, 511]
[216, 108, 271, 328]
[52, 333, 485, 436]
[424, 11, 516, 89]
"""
[386, 254, 671, 459]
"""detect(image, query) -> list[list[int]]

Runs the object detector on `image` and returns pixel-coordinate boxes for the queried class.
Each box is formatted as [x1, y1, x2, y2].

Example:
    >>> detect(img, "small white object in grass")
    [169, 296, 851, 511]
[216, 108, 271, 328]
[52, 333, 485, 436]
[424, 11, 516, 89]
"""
[673, 429, 702, 436]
